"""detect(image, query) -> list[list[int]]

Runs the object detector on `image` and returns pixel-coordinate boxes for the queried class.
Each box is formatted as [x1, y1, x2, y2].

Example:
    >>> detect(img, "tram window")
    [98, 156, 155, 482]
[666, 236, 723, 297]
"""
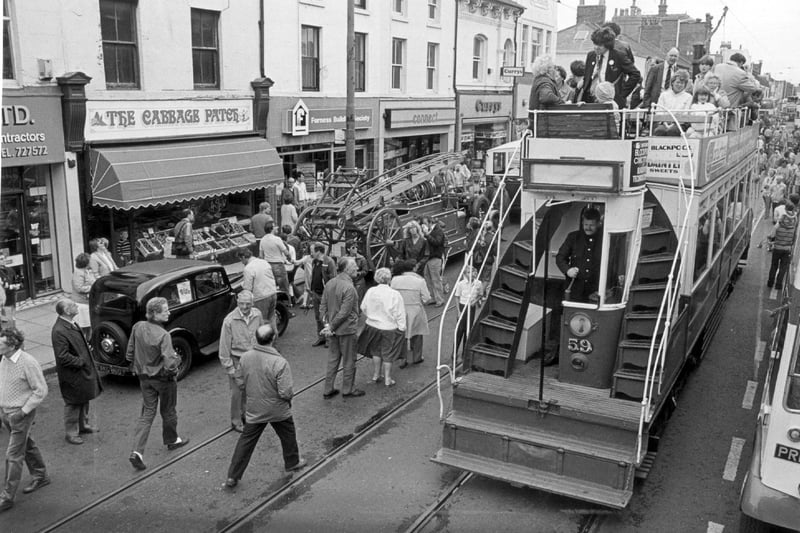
[712, 198, 725, 256]
[604, 232, 630, 304]
[725, 188, 737, 236]
[787, 374, 800, 410]
[695, 208, 712, 281]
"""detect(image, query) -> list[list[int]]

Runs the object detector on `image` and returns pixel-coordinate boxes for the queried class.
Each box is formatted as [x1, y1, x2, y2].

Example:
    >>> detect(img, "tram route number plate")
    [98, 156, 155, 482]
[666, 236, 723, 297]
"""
[774, 443, 800, 464]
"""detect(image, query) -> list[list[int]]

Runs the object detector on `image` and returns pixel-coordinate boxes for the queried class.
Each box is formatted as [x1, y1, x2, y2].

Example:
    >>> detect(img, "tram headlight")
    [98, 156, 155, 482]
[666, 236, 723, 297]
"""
[568, 312, 593, 337]
[788, 427, 800, 442]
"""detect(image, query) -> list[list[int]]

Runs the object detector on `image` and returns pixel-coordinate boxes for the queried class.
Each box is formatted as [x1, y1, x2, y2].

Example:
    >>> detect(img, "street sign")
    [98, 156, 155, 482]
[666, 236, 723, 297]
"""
[501, 66, 525, 77]
[291, 99, 309, 136]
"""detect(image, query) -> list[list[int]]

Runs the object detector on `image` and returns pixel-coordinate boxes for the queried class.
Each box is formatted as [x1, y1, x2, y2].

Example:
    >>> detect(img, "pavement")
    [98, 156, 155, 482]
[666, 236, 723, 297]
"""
[6, 292, 63, 375]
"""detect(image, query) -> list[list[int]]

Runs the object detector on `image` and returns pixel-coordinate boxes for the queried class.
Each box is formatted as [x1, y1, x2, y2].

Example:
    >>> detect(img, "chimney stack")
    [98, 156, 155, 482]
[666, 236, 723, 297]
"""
[576, 1, 607, 26]
[658, 0, 668, 16]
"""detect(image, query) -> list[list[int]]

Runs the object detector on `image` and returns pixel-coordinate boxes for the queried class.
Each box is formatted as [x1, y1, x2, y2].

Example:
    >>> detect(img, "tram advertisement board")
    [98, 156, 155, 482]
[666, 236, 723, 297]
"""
[630, 140, 648, 186]
[646, 138, 697, 183]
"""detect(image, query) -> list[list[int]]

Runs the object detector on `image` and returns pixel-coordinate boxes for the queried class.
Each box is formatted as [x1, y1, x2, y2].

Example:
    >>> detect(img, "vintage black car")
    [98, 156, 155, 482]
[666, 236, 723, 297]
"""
[89, 259, 290, 380]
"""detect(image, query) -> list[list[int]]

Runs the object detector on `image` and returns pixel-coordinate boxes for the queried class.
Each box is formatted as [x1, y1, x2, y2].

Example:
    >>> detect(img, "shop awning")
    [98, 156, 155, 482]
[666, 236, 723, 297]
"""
[89, 136, 284, 210]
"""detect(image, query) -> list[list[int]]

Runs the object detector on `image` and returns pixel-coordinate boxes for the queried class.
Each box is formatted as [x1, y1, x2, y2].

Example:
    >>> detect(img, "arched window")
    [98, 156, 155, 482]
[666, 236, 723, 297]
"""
[502, 39, 515, 67]
[472, 35, 487, 80]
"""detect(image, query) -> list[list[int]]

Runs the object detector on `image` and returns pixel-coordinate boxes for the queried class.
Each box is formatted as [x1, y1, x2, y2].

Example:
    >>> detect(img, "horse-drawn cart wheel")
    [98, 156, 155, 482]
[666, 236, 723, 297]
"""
[366, 208, 402, 270]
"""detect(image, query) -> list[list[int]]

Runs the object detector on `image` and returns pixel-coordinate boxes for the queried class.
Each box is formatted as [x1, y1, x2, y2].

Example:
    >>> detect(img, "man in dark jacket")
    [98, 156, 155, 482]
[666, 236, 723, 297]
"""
[309, 244, 337, 347]
[172, 208, 195, 257]
[581, 27, 640, 108]
[556, 208, 603, 303]
[52, 298, 103, 445]
[422, 217, 448, 307]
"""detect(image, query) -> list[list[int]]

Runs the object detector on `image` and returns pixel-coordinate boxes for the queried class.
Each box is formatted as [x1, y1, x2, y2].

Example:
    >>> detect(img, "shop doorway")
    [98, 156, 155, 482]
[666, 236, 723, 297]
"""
[0, 168, 59, 301]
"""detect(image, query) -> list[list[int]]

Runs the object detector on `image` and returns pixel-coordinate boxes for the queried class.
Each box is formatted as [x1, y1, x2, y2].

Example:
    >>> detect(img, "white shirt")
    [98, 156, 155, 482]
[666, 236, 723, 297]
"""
[242, 257, 277, 299]
[293, 182, 309, 204]
[454, 278, 483, 306]
[361, 284, 406, 331]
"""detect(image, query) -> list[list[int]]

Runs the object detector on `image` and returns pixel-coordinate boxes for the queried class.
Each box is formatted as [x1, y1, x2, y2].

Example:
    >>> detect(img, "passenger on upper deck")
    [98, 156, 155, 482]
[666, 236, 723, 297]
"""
[711, 52, 761, 109]
[566, 60, 586, 103]
[702, 75, 731, 109]
[653, 71, 692, 136]
[556, 208, 603, 304]
[594, 82, 620, 131]
[580, 27, 640, 109]
[641, 48, 680, 110]
[693, 55, 715, 91]
[528, 55, 564, 112]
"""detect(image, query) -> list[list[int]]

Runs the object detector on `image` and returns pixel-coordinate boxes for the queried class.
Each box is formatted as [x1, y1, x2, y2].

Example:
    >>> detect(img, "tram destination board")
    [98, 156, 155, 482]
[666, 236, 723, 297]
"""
[774, 443, 800, 464]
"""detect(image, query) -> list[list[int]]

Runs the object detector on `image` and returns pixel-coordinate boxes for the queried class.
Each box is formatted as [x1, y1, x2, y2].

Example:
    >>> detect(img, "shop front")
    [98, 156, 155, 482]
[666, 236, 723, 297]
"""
[1, 89, 68, 302]
[267, 96, 379, 197]
[457, 92, 513, 178]
[380, 100, 455, 173]
[80, 97, 284, 266]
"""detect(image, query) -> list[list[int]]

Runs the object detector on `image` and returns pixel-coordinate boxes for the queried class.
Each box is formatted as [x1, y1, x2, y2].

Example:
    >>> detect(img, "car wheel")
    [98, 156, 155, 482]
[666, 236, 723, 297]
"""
[93, 322, 128, 366]
[275, 302, 289, 337]
[171, 336, 193, 381]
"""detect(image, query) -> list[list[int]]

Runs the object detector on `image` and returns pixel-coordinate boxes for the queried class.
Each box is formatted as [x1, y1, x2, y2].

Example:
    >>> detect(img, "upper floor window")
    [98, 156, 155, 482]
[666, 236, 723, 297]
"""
[428, 0, 439, 21]
[191, 9, 220, 89]
[426, 42, 438, 90]
[503, 39, 514, 67]
[100, 0, 139, 88]
[354, 0, 366, 8]
[393, 0, 406, 16]
[354, 32, 366, 92]
[472, 35, 487, 81]
[3, 0, 15, 80]
[545, 30, 552, 56]
[520, 25, 529, 66]
[301, 25, 320, 91]
[531, 28, 542, 62]
[391, 37, 405, 90]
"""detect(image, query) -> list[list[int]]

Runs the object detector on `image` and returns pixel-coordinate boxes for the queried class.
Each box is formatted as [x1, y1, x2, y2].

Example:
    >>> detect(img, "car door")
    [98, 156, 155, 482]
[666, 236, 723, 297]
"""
[188, 269, 233, 348]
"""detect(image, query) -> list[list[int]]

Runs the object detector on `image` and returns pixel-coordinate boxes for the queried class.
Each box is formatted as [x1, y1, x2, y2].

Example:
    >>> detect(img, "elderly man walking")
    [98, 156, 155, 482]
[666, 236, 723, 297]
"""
[0, 328, 49, 512]
[239, 249, 277, 332]
[320, 257, 364, 398]
[219, 290, 263, 432]
[126, 297, 190, 470]
[224, 325, 306, 488]
[52, 298, 103, 445]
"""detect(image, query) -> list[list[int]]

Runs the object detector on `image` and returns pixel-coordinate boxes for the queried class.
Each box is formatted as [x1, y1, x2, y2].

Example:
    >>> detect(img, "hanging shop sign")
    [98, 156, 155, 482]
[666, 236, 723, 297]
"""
[84, 99, 254, 141]
[384, 107, 456, 129]
[283, 103, 373, 135]
[1, 95, 65, 167]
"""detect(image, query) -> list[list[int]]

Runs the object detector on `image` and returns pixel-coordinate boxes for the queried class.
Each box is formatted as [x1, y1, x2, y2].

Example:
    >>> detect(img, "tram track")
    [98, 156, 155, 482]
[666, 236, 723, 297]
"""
[39, 303, 458, 533]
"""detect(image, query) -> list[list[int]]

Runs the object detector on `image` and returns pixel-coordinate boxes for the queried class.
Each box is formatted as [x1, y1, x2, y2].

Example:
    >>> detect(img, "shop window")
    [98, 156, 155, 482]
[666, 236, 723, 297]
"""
[426, 42, 438, 91]
[531, 28, 542, 62]
[100, 0, 140, 88]
[354, 32, 366, 92]
[428, 0, 438, 21]
[393, 0, 406, 16]
[391, 37, 405, 91]
[191, 9, 220, 89]
[472, 35, 486, 81]
[301, 25, 320, 91]
[3, 0, 15, 80]
[520, 25, 529, 66]
[194, 270, 226, 299]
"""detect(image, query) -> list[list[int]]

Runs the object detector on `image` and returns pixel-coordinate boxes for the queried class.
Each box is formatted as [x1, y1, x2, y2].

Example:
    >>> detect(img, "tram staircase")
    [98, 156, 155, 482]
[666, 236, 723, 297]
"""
[305, 152, 463, 229]
[436, 220, 641, 508]
[612, 199, 681, 401]
[435, 200, 681, 508]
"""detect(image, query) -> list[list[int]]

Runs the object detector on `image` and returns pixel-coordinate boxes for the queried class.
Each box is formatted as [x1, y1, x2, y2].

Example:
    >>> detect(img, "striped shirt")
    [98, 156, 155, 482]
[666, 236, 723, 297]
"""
[0, 349, 48, 414]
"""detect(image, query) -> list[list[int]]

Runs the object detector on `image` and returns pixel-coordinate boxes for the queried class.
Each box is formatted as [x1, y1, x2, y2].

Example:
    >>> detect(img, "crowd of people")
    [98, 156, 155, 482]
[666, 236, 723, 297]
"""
[528, 24, 765, 137]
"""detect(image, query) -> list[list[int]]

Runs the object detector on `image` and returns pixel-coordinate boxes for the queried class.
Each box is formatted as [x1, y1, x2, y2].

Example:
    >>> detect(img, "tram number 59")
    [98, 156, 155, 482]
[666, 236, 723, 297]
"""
[567, 338, 593, 354]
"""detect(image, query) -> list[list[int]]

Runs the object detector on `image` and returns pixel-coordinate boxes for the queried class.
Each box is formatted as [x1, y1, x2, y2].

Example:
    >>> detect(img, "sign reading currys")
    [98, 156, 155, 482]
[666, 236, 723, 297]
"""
[1, 95, 66, 167]
[84, 99, 253, 141]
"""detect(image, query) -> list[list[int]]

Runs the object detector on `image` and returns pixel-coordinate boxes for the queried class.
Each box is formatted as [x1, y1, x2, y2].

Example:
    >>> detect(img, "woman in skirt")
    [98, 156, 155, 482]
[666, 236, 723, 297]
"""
[358, 268, 406, 387]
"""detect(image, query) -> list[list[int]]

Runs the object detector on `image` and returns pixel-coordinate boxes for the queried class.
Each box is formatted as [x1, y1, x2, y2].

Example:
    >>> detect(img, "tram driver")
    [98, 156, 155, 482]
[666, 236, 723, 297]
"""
[556, 207, 603, 303]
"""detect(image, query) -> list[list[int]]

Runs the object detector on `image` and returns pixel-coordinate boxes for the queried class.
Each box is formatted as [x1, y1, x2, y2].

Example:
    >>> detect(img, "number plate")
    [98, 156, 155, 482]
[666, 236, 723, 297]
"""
[94, 361, 131, 377]
[774, 443, 800, 464]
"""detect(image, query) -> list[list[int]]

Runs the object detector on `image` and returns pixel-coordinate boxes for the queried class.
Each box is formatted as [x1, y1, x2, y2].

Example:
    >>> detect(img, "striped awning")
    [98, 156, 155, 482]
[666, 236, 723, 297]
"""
[89, 136, 284, 210]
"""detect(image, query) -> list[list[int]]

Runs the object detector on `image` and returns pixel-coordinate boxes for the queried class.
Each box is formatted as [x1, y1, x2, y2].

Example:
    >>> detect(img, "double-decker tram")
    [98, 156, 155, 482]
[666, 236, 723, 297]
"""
[433, 103, 760, 508]
[739, 238, 800, 530]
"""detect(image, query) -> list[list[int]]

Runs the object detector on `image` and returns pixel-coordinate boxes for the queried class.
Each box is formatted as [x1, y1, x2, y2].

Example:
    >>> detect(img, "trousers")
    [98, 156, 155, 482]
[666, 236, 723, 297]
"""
[768, 249, 791, 289]
[405, 335, 424, 364]
[132, 377, 179, 454]
[228, 356, 246, 426]
[424, 257, 445, 305]
[227, 417, 300, 480]
[64, 402, 90, 438]
[323, 333, 357, 395]
[1, 409, 47, 502]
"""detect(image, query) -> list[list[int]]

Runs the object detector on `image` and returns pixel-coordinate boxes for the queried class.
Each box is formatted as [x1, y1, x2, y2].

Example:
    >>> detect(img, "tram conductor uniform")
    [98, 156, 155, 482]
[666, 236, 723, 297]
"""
[556, 208, 603, 303]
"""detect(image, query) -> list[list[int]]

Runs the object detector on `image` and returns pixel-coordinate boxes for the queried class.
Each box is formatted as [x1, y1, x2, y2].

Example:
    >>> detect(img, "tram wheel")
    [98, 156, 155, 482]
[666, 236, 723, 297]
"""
[366, 208, 402, 270]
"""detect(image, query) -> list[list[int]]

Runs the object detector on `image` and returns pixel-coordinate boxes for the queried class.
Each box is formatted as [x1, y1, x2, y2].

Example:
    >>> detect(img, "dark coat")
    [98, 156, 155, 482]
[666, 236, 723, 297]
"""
[529, 74, 564, 111]
[52, 318, 103, 404]
[556, 229, 603, 303]
[641, 62, 674, 110]
[581, 47, 641, 109]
